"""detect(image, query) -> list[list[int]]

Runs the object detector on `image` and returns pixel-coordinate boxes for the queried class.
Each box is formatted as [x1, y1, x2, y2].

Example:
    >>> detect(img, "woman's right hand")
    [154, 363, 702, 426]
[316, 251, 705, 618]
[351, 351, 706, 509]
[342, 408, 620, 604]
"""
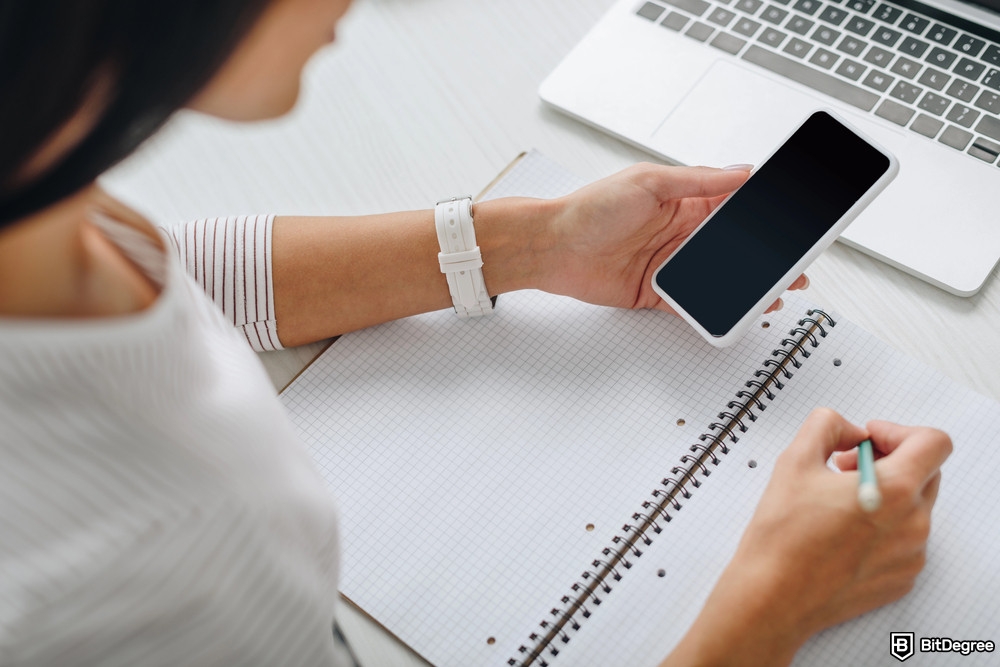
[662, 408, 952, 667]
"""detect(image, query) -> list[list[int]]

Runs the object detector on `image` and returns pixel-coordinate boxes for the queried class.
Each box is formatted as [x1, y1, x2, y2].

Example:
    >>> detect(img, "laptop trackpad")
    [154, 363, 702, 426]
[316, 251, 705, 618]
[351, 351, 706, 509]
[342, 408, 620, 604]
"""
[648, 59, 828, 167]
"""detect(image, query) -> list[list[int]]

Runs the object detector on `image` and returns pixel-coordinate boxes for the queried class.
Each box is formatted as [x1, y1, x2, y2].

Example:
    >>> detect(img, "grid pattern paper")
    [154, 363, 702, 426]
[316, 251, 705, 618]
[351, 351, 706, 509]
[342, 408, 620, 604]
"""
[282, 289, 809, 667]
[548, 300, 1000, 667]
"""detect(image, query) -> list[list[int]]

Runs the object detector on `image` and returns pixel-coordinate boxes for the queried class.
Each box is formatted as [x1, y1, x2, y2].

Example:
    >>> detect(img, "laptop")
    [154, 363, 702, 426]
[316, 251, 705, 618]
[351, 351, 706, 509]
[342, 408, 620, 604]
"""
[541, 0, 1000, 295]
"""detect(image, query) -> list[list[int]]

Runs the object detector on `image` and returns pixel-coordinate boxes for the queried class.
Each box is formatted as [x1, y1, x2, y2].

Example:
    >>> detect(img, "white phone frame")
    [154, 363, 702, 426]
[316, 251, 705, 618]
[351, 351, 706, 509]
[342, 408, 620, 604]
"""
[651, 109, 899, 347]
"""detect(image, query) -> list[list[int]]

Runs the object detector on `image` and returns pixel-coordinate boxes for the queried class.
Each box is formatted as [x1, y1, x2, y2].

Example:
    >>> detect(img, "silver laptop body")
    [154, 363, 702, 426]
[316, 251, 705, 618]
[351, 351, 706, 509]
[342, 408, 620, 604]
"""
[541, 0, 1000, 295]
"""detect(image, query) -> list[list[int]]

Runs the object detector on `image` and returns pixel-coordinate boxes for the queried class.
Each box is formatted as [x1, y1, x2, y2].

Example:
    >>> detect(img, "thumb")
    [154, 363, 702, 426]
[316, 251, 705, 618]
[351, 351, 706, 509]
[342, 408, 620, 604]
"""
[786, 408, 869, 468]
[630, 164, 751, 202]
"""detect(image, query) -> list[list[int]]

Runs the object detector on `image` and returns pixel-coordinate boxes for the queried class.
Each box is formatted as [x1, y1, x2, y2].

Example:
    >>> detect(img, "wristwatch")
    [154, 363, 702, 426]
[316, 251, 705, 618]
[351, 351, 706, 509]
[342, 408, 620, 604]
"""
[435, 196, 495, 318]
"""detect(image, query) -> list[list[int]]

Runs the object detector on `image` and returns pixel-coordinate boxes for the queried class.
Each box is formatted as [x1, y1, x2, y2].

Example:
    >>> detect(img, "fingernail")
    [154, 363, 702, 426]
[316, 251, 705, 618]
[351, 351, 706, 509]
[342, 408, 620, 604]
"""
[802, 275, 810, 289]
[722, 163, 754, 171]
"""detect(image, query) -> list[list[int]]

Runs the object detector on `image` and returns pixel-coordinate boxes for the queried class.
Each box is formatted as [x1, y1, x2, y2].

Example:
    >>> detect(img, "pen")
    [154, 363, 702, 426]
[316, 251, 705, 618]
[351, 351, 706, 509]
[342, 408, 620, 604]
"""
[857, 438, 882, 512]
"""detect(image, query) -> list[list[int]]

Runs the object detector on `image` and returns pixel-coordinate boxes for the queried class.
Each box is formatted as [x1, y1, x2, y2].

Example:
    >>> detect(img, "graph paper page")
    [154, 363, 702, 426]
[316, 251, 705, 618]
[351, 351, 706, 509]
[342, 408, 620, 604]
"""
[550, 303, 1000, 667]
[280, 152, 820, 666]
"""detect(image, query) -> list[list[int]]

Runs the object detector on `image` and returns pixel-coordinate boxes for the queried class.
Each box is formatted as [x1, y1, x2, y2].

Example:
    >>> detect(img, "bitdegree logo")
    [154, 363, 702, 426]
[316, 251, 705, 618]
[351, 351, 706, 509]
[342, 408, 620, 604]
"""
[919, 637, 996, 655]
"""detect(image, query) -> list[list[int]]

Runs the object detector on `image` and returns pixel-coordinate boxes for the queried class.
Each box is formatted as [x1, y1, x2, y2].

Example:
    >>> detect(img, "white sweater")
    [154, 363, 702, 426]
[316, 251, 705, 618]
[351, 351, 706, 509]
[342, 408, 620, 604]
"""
[0, 217, 347, 666]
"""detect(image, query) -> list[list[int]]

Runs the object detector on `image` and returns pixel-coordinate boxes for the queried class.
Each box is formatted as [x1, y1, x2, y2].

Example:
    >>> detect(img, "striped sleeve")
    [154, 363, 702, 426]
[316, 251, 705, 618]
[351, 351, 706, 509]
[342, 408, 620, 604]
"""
[162, 215, 283, 352]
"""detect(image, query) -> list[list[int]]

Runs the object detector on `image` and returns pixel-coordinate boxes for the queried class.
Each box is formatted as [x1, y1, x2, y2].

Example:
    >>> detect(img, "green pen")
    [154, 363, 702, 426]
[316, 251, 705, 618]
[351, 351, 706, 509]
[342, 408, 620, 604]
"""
[857, 438, 882, 512]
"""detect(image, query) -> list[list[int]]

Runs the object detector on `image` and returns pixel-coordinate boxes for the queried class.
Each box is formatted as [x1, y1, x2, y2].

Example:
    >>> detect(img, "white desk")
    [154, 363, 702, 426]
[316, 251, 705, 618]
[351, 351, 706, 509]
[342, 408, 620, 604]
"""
[102, 0, 1000, 663]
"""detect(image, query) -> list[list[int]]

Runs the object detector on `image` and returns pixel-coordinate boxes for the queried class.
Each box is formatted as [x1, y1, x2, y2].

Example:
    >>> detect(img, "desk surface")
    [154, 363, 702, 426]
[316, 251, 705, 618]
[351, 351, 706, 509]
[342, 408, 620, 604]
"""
[102, 0, 1000, 663]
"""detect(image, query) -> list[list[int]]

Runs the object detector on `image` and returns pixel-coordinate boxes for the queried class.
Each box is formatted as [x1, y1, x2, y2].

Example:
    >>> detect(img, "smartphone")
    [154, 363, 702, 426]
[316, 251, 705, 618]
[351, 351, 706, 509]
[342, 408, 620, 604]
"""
[651, 110, 898, 347]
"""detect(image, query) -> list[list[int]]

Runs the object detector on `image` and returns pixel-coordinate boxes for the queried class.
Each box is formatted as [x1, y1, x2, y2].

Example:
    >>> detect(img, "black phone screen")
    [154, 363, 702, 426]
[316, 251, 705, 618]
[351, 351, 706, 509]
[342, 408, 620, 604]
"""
[654, 111, 891, 337]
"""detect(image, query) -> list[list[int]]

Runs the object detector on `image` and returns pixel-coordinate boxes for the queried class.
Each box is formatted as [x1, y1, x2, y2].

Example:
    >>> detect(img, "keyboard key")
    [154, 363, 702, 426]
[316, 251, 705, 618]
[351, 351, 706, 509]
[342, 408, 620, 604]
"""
[968, 137, 1000, 163]
[910, 114, 944, 137]
[863, 70, 894, 91]
[863, 46, 893, 68]
[760, 5, 789, 23]
[733, 17, 762, 36]
[953, 34, 985, 57]
[709, 7, 738, 26]
[845, 17, 875, 36]
[758, 27, 788, 47]
[836, 58, 866, 80]
[812, 25, 841, 45]
[637, 2, 667, 21]
[742, 44, 880, 109]
[662, 11, 691, 31]
[900, 14, 930, 35]
[939, 125, 973, 150]
[899, 36, 930, 58]
[837, 36, 868, 56]
[983, 68, 1000, 91]
[974, 90, 1000, 113]
[787, 16, 815, 34]
[686, 21, 716, 41]
[975, 115, 1000, 142]
[917, 67, 950, 91]
[982, 44, 1000, 66]
[784, 37, 813, 58]
[818, 6, 848, 25]
[734, 0, 764, 13]
[845, 0, 876, 13]
[890, 56, 921, 79]
[889, 80, 923, 103]
[711, 31, 749, 53]
[875, 99, 915, 125]
[793, 0, 822, 14]
[666, 0, 712, 15]
[946, 103, 980, 128]
[872, 27, 902, 47]
[918, 91, 951, 115]
[771, 0, 792, 5]
[948, 79, 980, 102]
[925, 47, 957, 69]
[810, 48, 840, 68]
[954, 57, 986, 81]
[717, 0, 735, 6]
[926, 24, 958, 46]
[872, 3, 903, 24]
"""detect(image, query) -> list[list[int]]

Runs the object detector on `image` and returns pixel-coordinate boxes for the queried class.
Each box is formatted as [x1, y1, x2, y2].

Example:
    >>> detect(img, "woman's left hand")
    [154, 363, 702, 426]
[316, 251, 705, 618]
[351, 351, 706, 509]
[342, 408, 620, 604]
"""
[531, 162, 808, 314]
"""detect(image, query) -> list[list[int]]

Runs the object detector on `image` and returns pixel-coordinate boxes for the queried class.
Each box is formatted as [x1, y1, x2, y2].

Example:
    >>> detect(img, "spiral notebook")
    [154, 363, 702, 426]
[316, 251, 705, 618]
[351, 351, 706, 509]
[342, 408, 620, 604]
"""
[280, 151, 1000, 666]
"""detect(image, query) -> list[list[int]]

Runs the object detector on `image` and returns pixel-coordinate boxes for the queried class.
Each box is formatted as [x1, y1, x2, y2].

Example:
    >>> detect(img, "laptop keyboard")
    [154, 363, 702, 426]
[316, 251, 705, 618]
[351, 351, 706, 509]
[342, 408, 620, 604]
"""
[636, 0, 1000, 164]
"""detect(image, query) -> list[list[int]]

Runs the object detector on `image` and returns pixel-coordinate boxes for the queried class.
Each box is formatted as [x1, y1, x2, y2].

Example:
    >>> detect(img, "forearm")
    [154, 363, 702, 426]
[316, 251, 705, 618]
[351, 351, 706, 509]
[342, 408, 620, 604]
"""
[271, 197, 553, 347]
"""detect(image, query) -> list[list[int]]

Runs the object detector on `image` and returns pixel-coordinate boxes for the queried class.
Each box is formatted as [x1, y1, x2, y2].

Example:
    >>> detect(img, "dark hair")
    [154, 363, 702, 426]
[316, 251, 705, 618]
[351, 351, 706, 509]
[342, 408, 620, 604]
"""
[0, 1, 274, 227]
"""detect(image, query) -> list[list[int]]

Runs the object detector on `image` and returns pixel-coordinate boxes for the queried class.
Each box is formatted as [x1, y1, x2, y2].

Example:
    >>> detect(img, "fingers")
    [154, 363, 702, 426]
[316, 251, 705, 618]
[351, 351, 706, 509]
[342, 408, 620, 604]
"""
[866, 420, 952, 489]
[788, 274, 809, 291]
[629, 163, 751, 202]
[786, 408, 869, 467]
[832, 449, 858, 471]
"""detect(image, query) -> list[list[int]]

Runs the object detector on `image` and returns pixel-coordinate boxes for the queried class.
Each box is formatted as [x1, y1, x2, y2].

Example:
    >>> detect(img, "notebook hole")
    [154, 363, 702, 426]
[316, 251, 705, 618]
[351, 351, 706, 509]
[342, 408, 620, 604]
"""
[833, 358, 842, 366]
[657, 569, 666, 578]
[676, 418, 686, 426]
[585, 523, 595, 532]
[748, 460, 757, 468]
[487, 637, 496, 645]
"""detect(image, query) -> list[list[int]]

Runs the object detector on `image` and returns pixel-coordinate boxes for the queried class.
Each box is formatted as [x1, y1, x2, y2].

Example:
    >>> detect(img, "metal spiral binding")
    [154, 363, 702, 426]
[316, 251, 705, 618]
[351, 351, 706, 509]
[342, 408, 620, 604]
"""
[509, 309, 836, 666]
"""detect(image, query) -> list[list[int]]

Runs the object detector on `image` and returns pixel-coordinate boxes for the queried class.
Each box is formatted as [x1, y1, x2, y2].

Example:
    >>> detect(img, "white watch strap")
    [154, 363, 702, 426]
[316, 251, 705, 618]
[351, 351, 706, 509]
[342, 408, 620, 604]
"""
[435, 196, 494, 318]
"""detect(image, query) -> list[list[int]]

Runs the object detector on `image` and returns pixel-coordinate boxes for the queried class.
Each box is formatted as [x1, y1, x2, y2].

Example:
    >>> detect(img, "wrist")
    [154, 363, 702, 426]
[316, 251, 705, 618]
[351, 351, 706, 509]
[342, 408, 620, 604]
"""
[471, 196, 558, 296]
[663, 559, 807, 667]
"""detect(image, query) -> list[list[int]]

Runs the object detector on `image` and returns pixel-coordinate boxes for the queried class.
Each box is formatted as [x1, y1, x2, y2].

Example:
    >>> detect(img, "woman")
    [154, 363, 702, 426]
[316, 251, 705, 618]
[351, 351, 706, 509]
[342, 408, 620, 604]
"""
[0, 1, 950, 666]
